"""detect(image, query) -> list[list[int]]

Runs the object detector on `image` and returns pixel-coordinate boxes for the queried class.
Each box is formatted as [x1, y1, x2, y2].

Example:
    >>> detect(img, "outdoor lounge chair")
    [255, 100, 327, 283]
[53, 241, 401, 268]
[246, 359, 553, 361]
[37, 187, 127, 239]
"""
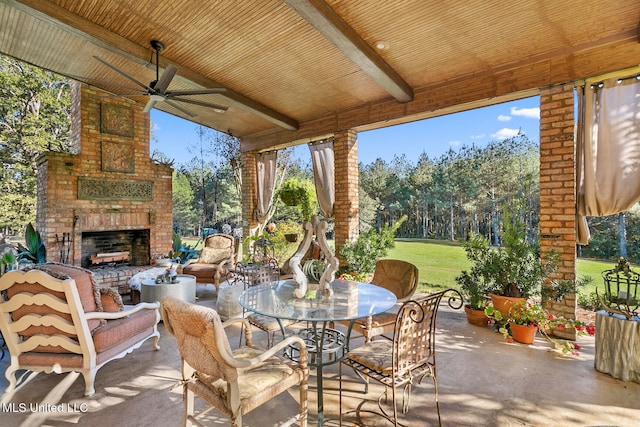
[0, 263, 160, 396]
[181, 233, 235, 292]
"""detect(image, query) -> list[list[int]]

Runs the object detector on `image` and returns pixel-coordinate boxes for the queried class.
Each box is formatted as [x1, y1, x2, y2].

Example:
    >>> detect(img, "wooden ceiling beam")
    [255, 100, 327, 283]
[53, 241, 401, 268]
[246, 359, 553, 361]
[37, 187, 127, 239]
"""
[283, 0, 413, 103]
[8, 0, 299, 131]
[242, 37, 640, 151]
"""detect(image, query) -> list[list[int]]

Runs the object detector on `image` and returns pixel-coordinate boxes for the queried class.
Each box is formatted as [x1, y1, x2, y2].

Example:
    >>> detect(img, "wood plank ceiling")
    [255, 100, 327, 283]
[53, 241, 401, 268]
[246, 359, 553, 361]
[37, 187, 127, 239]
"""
[1, 0, 639, 152]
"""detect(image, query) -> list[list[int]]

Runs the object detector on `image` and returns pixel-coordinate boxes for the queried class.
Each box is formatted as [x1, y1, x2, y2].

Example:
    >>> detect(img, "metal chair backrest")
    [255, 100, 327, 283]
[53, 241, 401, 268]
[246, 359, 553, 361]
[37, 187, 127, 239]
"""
[392, 290, 445, 376]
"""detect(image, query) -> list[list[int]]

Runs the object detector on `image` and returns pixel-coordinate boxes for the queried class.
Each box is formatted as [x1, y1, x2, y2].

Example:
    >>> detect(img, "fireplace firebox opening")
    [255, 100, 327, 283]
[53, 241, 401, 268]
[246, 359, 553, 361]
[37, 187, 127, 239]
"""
[81, 229, 150, 268]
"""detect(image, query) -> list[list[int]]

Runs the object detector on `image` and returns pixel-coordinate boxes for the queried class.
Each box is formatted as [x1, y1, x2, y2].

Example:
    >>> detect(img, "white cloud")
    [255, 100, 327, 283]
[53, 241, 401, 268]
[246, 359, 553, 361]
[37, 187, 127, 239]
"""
[470, 134, 485, 140]
[498, 115, 511, 122]
[510, 106, 540, 119]
[448, 140, 461, 148]
[492, 128, 520, 139]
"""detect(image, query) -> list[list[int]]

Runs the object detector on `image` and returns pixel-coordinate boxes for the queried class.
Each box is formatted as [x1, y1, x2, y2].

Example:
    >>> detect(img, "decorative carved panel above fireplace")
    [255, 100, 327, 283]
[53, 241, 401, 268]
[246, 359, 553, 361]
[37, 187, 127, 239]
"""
[78, 177, 153, 200]
[102, 141, 135, 173]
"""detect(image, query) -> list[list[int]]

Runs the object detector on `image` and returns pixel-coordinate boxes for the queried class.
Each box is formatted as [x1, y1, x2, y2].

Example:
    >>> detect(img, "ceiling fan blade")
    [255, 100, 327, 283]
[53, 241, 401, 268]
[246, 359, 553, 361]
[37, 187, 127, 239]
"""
[172, 97, 228, 112]
[143, 98, 158, 113]
[165, 88, 227, 96]
[154, 65, 178, 93]
[164, 98, 198, 117]
[94, 56, 151, 91]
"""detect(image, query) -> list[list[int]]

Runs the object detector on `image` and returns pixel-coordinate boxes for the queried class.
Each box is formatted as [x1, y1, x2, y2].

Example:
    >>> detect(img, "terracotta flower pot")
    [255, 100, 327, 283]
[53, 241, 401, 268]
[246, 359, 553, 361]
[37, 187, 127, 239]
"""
[464, 304, 488, 326]
[489, 293, 526, 316]
[510, 323, 538, 344]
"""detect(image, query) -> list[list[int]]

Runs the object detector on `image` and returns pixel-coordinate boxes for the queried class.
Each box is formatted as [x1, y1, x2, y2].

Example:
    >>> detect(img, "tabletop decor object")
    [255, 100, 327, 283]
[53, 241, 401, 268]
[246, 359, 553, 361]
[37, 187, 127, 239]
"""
[288, 215, 338, 298]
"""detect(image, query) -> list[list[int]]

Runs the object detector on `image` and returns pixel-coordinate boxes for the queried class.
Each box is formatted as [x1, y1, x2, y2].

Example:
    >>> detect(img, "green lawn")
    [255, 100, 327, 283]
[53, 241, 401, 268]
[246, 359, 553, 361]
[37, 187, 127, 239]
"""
[386, 239, 616, 296]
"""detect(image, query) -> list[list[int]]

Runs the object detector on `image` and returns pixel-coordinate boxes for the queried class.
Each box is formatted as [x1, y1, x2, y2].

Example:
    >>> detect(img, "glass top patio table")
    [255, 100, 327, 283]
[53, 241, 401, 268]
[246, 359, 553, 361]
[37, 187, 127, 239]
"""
[239, 279, 396, 427]
[239, 279, 397, 323]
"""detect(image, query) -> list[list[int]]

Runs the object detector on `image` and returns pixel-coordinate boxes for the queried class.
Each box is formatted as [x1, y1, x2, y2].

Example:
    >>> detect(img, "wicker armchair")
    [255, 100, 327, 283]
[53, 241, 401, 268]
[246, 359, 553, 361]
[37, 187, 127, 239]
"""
[161, 297, 309, 427]
[341, 259, 419, 343]
[339, 290, 456, 427]
[181, 233, 235, 292]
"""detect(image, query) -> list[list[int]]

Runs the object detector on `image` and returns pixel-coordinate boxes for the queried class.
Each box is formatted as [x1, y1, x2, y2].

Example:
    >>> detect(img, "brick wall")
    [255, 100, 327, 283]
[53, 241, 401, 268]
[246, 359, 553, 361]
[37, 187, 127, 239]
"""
[539, 83, 577, 319]
[240, 150, 258, 257]
[333, 129, 359, 265]
[36, 82, 173, 270]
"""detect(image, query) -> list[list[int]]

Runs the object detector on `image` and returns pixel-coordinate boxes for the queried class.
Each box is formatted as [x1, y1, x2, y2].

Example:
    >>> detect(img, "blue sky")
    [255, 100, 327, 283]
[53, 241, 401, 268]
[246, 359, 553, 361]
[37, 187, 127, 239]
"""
[150, 96, 541, 166]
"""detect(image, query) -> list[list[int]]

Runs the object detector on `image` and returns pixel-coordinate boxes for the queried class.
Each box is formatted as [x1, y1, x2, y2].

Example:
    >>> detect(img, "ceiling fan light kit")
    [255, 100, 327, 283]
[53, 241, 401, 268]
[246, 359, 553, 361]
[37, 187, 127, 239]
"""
[96, 40, 228, 117]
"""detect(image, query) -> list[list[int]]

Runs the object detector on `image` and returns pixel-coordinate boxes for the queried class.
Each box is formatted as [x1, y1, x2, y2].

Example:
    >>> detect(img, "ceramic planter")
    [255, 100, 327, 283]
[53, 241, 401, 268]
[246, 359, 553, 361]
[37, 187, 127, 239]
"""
[464, 304, 488, 326]
[489, 293, 526, 316]
[510, 323, 538, 344]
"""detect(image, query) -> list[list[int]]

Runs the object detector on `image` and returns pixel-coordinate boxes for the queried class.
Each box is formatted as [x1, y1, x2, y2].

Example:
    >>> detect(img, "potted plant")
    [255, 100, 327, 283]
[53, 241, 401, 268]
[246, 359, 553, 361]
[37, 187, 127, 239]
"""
[485, 300, 548, 344]
[278, 178, 317, 222]
[485, 300, 596, 351]
[16, 223, 47, 264]
[455, 269, 489, 326]
[458, 208, 559, 315]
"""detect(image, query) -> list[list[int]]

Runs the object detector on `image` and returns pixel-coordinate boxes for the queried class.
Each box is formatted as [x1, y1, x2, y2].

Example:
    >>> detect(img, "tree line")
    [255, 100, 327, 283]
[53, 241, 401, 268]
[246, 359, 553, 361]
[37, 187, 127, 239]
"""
[1, 54, 639, 265]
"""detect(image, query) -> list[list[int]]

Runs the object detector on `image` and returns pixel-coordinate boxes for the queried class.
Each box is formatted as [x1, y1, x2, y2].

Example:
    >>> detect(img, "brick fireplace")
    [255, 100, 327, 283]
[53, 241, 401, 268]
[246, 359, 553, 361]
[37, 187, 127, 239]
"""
[36, 82, 173, 276]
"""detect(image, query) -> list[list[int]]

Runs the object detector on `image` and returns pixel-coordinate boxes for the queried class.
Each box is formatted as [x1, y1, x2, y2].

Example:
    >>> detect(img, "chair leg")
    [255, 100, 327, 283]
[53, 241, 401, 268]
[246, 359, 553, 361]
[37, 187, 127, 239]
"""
[432, 376, 441, 427]
[4, 361, 18, 393]
[82, 368, 97, 396]
[339, 363, 344, 427]
[299, 369, 308, 427]
[184, 385, 196, 427]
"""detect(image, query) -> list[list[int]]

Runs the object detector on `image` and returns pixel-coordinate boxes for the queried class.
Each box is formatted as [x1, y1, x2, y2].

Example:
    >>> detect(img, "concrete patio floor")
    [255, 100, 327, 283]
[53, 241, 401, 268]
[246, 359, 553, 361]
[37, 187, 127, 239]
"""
[2, 284, 640, 427]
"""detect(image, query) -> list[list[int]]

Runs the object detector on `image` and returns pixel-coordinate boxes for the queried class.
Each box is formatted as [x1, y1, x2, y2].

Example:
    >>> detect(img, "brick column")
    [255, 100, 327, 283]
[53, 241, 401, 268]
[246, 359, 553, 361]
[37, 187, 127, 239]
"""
[333, 130, 359, 266]
[539, 83, 577, 320]
[240, 150, 258, 258]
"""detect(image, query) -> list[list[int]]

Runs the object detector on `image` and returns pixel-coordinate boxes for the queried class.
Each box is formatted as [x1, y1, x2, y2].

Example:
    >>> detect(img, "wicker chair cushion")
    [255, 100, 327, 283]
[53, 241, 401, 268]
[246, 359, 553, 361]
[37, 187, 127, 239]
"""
[347, 340, 393, 374]
[353, 311, 397, 328]
[247, 313, 292, 331]
[197, 346, 295, 401]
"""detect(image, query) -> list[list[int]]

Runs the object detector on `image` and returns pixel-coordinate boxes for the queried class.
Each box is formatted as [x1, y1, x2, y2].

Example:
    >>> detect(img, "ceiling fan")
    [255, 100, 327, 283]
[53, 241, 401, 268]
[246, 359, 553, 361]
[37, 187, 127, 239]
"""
[94, 40, 228, 117]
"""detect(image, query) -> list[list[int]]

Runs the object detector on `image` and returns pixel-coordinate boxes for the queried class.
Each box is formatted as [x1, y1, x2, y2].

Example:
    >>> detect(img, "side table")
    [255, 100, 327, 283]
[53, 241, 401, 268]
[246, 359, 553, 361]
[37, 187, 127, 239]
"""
[595, 310, 640, 383]
[141, 274, 197, 307]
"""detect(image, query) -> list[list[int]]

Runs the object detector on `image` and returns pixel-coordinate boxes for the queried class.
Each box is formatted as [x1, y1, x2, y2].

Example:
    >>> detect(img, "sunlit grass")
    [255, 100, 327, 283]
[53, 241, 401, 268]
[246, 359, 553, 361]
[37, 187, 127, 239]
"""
[387, 239, 613, 296]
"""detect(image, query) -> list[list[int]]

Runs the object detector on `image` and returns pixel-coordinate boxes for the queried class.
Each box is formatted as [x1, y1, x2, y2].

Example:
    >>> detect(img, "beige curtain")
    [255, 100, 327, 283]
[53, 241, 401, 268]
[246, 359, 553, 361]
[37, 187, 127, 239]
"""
[254, 151, 278, 224]
[576, 78, 640, 244]
[309, 138, 335, 218]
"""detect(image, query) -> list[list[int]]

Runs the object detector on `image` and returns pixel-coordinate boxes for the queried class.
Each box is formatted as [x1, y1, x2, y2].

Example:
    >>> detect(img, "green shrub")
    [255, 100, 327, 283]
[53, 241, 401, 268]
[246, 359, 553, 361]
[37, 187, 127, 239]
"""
[578, 290, 600, 311]
[339, 216, 406, 276]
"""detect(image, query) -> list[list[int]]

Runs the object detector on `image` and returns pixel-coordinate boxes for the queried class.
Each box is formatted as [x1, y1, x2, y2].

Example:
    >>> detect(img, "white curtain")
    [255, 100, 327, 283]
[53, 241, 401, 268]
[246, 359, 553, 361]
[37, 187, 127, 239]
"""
[576, 77, 640, 244]
[309, 138, 335, 218]
[254, 151, 278, 224]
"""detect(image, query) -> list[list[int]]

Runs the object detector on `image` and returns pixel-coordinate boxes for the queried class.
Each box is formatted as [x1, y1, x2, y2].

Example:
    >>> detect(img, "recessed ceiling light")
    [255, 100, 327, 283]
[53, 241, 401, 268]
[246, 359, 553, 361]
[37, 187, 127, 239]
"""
[375, 41, 387, 50]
